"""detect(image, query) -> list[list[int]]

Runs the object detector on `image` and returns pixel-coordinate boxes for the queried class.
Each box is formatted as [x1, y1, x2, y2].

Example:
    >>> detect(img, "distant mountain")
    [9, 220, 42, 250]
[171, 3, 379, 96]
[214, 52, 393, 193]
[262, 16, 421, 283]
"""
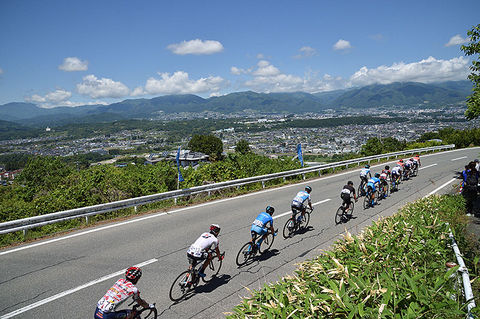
[331, 81, 471, 108]
[0, 119, 41, 140]
[0, 80, 471, 126]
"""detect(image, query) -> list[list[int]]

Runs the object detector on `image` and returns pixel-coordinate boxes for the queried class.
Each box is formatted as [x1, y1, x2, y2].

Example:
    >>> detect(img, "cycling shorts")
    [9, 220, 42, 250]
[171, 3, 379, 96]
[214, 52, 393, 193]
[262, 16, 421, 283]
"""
[94, 308, 130, 319]
[251, 225, 268, 237]
[367, 182, 376, 192]
[341, 193, 352, 205]
[187, 252, 208, 267]
[291, 204, 304, 215]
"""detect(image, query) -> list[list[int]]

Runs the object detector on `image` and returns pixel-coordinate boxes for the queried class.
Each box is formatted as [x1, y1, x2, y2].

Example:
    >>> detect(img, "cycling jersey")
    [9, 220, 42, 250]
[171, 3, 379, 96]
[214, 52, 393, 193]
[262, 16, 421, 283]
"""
[341, 185, 355, 203]
[360, 168, 371, 178]
[367, 177, 380, 192]
[405, 160, 413, 168]
[187, 232, 218, 258]
[397, 161, 404, 168]
[291, 190, 311, 209]
[379, 172, 388, 183]
[96, 279, 140, 314]
[391, 166, 401, 175]
[251, 211, 273, 236]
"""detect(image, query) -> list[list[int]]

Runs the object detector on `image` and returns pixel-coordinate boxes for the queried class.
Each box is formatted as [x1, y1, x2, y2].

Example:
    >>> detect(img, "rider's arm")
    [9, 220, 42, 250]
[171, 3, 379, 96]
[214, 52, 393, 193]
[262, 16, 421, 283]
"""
[215, 245, 222, 260]
[135, 296, 151, 309]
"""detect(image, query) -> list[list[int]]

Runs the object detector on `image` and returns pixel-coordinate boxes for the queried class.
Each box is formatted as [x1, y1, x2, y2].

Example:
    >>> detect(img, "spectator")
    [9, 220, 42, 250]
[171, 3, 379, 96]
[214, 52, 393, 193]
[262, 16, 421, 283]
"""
[462, 162, 479, 216]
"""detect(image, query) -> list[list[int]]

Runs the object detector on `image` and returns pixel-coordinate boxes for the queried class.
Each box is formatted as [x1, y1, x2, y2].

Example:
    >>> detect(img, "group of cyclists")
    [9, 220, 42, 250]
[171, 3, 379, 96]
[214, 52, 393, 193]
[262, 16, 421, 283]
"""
[93, 186, 314, 318]
[340, 155, 421, 211]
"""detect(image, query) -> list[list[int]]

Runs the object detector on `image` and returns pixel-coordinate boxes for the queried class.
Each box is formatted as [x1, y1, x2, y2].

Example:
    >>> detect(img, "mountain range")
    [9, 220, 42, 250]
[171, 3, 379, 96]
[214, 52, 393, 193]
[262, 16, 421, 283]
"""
[0, 81, 471, 127]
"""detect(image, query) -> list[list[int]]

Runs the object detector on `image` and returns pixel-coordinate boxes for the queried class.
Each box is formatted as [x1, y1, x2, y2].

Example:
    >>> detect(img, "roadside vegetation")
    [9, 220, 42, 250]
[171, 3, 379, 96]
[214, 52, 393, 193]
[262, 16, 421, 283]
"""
[228, 195, 479, 318]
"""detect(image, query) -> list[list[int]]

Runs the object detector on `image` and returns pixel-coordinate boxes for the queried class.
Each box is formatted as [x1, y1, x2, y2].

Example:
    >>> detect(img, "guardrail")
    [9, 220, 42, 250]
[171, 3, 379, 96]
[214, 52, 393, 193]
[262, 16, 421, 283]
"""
[0, 144, 455, 235]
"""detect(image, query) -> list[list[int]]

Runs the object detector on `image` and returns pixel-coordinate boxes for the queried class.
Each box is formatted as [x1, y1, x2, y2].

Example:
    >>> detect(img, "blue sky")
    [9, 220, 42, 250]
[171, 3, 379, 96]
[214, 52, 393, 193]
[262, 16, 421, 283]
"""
[0, 0, 478, 108]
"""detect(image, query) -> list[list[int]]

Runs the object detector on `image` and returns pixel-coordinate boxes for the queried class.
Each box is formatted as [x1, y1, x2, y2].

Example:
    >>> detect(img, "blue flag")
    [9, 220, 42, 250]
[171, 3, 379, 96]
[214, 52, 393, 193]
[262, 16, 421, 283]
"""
[176, 147, 184, 182]
[297, 144, 304, 167]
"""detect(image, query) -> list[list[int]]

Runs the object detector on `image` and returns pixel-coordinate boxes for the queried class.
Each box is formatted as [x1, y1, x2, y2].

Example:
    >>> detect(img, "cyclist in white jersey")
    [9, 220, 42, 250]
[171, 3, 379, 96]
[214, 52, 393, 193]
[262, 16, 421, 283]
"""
[291, 186, 313, 221]
[187, 224, 223, 278]
[94, 267, 154, 319]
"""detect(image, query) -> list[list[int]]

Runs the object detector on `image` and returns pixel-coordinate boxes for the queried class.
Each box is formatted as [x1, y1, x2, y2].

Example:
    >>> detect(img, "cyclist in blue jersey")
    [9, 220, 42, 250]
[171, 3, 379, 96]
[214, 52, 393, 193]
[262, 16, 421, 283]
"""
[366, 173, 381, 206]
[291, 186, 313, 222]
[251, 206, 276, 249]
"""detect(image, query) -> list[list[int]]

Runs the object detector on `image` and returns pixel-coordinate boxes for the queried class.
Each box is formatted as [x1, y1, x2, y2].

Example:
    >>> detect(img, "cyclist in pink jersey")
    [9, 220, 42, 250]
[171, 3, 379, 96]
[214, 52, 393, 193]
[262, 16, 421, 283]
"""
[94, 266, 154, 319]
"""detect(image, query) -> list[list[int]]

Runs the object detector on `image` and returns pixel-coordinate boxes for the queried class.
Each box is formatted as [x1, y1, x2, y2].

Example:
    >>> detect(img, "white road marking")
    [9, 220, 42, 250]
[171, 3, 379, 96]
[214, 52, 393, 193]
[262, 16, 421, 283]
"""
[0, 259, 158, 319]
[273, 199, 331, 220]
[424, 178, 457, 198]
[419, 163, 437, 170]
[451, 156, 467, 161]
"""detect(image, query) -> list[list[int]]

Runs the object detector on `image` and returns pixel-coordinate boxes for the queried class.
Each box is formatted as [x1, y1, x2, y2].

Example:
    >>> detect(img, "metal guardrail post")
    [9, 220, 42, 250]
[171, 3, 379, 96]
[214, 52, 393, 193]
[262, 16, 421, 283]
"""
[262, 181, 265, 188]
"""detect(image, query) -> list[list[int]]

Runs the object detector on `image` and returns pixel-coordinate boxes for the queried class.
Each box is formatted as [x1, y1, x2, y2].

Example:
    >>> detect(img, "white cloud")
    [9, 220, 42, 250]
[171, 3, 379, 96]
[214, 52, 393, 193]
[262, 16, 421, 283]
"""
[252, 60, 281, 76]
[231, 66, 247, 75]
[58, 57, 88, 71]
[131, 86, 146, 96]
[333, 39, 352, 51]
[27, 89, 72, 104]
[294, 46, 317, 59]
[144, 71, 225, 95]
[167, 39, 224, 55]
[445, 34, 468, 47]
[348, 56, 470, 86]
[77, 74, 130, 98]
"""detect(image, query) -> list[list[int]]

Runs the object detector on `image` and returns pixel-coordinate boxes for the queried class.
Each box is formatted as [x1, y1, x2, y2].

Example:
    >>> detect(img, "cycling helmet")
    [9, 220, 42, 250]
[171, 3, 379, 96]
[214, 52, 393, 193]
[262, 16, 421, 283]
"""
[409, 158, 413, 161]
[266, 206, 275, 215]
[399, 159, 404, 162]
[375, 173, 380, 178]
[347, 181, 353, 186]
[125, 266, 142, 282]
[365, 164, 370, 169]
[305, 186, 312, 193]
[385, 165, 390, 170]
[210, 224, 221, 236]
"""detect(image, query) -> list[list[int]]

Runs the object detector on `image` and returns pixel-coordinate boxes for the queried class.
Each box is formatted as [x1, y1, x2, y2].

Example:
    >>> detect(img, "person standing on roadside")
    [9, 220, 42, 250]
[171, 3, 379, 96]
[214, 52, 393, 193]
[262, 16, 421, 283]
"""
[462, 162, 479, 216]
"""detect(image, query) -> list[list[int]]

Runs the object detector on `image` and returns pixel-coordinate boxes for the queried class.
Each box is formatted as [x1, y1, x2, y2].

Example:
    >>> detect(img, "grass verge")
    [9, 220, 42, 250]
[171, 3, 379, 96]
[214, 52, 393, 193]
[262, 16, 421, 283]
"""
[227, 195, 479, 318]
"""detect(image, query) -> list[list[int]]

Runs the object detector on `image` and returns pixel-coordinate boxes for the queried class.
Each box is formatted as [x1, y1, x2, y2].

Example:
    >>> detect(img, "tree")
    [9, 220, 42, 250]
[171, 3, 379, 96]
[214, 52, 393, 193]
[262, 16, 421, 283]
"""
[461, 24, 480, 119]
[235, 139, 251, 154]
[188, 134, 223, 161]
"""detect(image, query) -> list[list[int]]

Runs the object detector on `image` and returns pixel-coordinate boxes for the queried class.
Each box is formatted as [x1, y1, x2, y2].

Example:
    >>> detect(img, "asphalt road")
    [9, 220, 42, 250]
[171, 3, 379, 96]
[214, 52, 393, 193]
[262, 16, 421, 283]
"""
[0, 147, 478, 319]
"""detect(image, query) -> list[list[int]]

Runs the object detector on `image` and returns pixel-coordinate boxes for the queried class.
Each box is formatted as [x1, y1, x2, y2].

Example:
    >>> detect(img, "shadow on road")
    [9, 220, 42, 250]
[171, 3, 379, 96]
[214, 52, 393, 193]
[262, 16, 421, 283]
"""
[195, 274, 232, 294]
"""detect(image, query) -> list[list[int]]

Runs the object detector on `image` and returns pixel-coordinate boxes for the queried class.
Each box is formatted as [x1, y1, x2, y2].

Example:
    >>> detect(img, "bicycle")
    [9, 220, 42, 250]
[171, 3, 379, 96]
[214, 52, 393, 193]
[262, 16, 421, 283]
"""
[282, 207, 312, 238]
[169, 250, 225, 302]
[410, 164, 418, 177]
[390, 175, 400, 192]
[363, 187, 378, 209]
[236, 228, 277, 267]
[378, 181, 389, 200]
[335, 198, 355, 224]
[358, 178, 367, 197]
[128, 301, 158, 319]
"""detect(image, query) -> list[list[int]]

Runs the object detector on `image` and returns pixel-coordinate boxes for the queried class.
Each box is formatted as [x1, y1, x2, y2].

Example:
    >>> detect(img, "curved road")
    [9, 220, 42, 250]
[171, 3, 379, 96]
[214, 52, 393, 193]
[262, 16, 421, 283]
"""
[0, 147, 477, 318]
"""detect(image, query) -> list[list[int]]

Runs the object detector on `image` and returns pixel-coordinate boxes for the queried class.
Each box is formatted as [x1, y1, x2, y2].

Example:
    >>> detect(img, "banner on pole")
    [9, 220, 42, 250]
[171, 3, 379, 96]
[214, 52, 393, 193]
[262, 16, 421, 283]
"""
[176, 147, 184, 182]
[297, 144, 304, 167]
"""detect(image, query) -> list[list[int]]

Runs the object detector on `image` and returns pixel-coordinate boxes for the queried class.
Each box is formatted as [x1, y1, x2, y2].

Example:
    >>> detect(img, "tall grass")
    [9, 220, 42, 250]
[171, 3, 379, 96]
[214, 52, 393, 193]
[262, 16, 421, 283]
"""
[228, 195, 478, 318]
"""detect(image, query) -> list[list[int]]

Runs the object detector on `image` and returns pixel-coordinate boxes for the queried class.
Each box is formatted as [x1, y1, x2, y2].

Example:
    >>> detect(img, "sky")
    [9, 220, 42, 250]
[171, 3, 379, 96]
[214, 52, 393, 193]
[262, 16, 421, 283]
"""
[0, 0, 478, 108]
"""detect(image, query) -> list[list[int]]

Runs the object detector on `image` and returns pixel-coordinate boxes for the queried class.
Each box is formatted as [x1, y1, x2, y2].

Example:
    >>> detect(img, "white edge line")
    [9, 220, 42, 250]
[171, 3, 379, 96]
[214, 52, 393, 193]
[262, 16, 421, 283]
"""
[424, 178, 457, 198]
[451, 156, 468, 161]
[0, 259, 158, 319]
[1, 146, 473, 256]
[419, 163, 437, 170]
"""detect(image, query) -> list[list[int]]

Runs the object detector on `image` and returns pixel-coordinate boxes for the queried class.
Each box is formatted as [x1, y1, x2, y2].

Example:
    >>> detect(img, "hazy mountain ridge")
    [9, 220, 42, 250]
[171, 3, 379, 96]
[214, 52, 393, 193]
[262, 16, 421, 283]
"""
[0, 81, 471, 126]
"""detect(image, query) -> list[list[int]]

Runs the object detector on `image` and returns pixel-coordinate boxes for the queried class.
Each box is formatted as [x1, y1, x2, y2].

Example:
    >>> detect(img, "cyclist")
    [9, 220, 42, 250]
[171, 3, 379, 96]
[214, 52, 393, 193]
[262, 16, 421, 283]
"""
[366, 173, 381, 206]
[397, 159, 405, 169]
[340, 181, 357, 211]
[360, 165, 371, 185]
[94, 266, 154, 319]
[251, 206, 276, 249]
[379, 166, 390, 198]
[404, 158, 413, 177]
[187, 224, 223, 278]
[413, 154, 421, 169]
[291, 186, 314, 221]
[391, 165, 401, 186]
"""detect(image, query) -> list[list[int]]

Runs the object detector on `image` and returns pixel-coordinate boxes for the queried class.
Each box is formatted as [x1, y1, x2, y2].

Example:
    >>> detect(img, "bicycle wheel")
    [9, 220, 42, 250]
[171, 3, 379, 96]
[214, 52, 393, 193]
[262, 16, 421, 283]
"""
[299, 212, 310, 229]
[169, 270, 191, 302]
[363, 193, 370, 209]
[357, 183, 364, 197]
[236, 242, 253, 267]
[202, 255, 223, 283]
[383, 184, 390, 198]
[282, 218, 295, 238]
[259, 232, 275, 254]
[346, 201, 354, 216]
[134, 307, 158, 319]
[335, 207, 344, 224]
[373, 190, 379, 205]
